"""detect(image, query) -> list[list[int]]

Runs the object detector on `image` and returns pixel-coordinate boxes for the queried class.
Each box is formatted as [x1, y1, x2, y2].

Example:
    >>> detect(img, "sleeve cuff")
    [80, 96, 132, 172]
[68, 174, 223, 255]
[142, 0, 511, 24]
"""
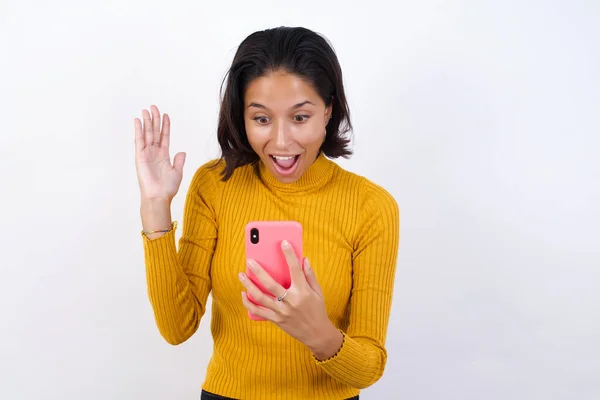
[314, 330, 359, 365]
[141, 223, 178, 260]
[314, 329, 369, 371]
[314, 330, 385, 389]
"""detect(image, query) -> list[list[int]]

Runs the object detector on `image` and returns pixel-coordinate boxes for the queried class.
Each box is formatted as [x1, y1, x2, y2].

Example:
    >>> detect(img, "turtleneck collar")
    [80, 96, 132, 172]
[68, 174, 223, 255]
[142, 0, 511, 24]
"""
[257, 152, 334, 192]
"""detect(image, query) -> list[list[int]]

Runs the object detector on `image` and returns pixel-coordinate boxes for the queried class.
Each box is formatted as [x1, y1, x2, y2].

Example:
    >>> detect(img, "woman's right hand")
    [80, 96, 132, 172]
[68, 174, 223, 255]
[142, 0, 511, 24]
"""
[134, 105, 186, 204]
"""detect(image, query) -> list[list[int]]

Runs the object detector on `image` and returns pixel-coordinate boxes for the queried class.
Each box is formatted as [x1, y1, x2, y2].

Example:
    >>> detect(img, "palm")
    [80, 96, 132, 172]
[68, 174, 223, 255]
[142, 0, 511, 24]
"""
[134, 106, 186, 202]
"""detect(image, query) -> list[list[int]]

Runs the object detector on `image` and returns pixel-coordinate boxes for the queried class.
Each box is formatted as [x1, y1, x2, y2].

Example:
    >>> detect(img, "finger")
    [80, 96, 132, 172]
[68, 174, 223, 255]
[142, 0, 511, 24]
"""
[281, 240, 306, 287]
[150, 105, 161, 144]
[239, 272, 277, 310]
[142, 109, 153, 147]
[302, 258, 323, 297]
[173, 152, 186, 174]
[247, 259, 287, 297]
[160, 113, 171, 149]
[241, 292, 277, 321]
[134, 118, 144, 154]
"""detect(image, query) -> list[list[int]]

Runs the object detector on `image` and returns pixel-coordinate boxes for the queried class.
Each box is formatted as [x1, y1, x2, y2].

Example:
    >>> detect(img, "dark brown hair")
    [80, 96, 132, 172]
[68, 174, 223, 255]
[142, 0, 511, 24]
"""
[213, 26, 353, 180]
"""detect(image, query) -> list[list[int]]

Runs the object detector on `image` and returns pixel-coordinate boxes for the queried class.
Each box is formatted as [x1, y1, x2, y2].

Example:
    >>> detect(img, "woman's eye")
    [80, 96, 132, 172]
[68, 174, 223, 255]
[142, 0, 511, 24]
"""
[294, 115, 309, 122]
[253, 116, 269, 124]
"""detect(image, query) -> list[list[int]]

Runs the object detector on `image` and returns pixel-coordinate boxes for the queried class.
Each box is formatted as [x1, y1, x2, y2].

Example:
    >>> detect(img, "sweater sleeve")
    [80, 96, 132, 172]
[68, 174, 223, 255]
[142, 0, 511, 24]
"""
[315, 181, 400, 389]
[141, 162, 221, 345]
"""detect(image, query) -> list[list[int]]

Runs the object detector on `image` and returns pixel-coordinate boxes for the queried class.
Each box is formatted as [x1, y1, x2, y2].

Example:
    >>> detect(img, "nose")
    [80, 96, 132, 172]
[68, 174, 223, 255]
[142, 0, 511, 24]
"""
[273, 119, 291, 149]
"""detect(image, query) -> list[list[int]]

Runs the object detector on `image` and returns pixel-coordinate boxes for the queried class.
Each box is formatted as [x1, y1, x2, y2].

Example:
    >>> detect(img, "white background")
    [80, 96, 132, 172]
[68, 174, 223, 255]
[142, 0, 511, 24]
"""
[1, 0, 598, 399]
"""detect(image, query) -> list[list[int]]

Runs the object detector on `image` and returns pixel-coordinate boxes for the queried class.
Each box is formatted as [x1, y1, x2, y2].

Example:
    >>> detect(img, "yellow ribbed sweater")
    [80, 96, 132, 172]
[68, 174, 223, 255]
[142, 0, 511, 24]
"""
[142, 153, 400, 399]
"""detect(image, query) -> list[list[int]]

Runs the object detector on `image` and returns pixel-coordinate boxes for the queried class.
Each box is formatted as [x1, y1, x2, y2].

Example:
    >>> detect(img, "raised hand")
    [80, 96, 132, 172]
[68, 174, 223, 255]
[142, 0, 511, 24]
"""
[134, 105, 186, 203]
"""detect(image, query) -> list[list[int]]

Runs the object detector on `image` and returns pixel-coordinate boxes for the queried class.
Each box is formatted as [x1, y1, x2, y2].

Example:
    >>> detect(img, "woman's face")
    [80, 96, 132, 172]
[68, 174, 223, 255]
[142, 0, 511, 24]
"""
[243, 70, 332, 184]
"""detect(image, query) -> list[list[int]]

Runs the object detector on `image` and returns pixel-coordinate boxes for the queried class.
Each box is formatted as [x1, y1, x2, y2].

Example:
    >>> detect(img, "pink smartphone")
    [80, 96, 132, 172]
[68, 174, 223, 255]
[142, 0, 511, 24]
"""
[244, 220, 303, 321]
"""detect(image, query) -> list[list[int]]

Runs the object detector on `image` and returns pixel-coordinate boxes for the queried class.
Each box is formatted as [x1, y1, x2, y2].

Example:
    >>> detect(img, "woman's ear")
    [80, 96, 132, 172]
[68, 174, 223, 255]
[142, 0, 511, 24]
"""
[325, 102, 333, 122]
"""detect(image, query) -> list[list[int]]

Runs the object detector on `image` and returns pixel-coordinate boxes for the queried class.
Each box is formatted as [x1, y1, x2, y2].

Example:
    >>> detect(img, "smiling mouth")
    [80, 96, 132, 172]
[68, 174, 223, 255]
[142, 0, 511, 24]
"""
[270, 154, 300, 176]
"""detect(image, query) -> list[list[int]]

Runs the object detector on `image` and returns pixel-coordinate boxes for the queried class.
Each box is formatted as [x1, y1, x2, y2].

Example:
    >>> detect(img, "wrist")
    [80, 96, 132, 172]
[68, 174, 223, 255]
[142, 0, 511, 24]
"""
[309, 322, 344, 361]
[140, 198, 173, 239]
[140, 197, 171, 210]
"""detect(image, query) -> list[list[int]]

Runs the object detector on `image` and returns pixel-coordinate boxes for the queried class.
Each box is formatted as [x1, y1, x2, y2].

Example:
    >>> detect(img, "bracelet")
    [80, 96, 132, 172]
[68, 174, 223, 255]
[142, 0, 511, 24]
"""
[142, 221, 177, 236]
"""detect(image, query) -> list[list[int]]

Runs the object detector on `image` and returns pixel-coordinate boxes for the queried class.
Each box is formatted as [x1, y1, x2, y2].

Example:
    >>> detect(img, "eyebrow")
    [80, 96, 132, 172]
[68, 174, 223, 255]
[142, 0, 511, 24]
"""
[247, 100, 315, 110]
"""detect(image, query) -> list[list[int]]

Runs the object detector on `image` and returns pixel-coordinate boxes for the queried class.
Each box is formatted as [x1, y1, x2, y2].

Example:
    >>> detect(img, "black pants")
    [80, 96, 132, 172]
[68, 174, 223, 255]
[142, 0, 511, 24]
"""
[201, 389, 359, 399]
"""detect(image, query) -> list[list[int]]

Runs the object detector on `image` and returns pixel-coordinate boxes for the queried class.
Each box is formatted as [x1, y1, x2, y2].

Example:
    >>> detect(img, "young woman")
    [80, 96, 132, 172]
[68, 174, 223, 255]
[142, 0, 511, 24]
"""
[134, 26, 400, 400]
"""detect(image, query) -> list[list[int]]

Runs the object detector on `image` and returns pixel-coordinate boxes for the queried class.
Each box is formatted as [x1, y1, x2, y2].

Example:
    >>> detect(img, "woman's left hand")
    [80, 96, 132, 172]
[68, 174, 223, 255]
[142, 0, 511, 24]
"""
[239, 240, 342, 358]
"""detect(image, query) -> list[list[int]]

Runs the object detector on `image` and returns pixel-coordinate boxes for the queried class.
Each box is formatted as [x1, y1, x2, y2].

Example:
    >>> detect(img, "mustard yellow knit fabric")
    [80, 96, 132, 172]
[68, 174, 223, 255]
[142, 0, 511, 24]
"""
[142, 153, 400, 399]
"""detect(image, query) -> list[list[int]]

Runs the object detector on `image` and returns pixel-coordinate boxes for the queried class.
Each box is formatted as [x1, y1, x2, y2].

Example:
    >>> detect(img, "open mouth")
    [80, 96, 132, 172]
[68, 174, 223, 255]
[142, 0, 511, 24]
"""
[270, 154, 300, 176]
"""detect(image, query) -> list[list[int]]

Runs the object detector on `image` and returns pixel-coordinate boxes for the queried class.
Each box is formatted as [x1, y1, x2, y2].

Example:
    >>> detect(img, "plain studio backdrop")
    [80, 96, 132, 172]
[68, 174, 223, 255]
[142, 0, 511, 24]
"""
[1, 0, 598, 399]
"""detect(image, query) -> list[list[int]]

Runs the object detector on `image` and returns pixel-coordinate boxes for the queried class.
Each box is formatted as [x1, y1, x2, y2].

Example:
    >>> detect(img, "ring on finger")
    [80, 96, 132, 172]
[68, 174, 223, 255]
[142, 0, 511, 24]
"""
[277, 289, 288, 302]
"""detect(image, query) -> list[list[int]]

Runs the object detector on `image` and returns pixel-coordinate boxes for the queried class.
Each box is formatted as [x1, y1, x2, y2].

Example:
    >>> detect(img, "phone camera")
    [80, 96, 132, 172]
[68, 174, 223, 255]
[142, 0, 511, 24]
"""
[250, 228, 259, 244]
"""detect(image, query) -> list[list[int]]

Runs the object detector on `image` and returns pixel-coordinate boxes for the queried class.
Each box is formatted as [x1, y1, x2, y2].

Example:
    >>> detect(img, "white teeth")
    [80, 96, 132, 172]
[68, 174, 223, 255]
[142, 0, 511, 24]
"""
[272, 155, 295, 160]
